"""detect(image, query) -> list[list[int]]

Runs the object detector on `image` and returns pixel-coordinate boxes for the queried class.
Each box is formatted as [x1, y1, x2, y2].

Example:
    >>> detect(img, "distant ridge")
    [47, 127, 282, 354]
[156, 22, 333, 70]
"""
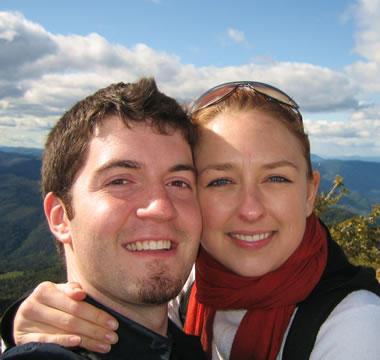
[1, 146, 380, 163]
[0, 147, 379, 286]
[0, 146, 43, 158]
[311, 153, 380, 163]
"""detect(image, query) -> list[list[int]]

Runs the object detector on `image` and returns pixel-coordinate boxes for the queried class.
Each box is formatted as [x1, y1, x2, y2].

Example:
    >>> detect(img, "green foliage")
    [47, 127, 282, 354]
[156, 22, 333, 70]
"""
[318, 207, 357, 225]
[0, 271, 24, 279]
[316, 175, 380, 270]
[0, 151, 65, 318]
[314, 175, 349, 217]
[329, 205, 380, 269]
[0, 264, 66, 317]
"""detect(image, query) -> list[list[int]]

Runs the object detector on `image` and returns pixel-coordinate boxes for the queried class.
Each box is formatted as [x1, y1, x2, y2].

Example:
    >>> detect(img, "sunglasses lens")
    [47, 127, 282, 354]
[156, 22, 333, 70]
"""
[190, 81, 300, 121]
[191, 84, 237, 113]
[247, 83, 297, 108]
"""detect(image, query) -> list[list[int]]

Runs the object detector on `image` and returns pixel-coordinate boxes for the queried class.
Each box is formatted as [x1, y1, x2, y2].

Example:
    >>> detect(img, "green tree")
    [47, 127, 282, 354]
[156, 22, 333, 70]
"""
[314, 175, 349, 217]
[315, 175, 380, 271]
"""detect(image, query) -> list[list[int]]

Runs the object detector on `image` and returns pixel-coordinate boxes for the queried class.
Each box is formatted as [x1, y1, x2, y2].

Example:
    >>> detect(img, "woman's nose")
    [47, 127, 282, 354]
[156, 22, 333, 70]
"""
[237, 187, 265, 222]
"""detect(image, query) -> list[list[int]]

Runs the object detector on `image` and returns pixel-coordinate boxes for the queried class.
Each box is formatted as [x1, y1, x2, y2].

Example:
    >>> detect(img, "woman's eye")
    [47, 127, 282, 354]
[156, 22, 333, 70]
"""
[268, 176, 289, 183]
[207, 178, 231, 187]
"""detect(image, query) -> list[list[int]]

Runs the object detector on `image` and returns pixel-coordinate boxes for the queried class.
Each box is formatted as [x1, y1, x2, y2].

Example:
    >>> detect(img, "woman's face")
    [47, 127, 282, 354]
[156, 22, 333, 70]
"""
[195, 110, 320, 277]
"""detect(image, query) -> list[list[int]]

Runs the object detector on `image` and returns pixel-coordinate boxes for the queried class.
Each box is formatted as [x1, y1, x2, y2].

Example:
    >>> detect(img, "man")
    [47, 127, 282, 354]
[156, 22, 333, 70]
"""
[0, 78, 205, 359]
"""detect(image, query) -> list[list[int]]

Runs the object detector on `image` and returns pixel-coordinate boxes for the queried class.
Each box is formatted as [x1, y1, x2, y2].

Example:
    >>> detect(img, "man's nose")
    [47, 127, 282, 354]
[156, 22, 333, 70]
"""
[136, 187, 177, 221]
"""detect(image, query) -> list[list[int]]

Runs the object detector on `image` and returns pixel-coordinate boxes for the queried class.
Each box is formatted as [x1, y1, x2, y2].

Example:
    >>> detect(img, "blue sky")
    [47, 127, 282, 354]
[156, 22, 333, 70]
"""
[1, 0, 380, 159]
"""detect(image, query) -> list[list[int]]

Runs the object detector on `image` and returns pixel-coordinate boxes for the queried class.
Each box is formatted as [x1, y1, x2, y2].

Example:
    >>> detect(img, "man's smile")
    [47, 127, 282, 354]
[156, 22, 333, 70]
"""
[124, 240, 172, 251]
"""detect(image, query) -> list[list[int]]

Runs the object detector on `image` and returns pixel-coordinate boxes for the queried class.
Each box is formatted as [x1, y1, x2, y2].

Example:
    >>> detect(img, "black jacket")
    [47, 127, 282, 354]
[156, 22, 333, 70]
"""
[0, 296, 206, 360]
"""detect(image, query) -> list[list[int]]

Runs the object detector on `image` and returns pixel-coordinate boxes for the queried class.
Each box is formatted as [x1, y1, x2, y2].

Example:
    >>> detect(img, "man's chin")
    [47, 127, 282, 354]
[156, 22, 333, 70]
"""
[138, 275, 184, 304]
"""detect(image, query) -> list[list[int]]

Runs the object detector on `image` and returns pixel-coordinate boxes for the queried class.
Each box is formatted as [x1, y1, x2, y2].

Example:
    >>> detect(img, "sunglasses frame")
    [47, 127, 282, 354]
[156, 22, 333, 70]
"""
[189, 81, 302, 122]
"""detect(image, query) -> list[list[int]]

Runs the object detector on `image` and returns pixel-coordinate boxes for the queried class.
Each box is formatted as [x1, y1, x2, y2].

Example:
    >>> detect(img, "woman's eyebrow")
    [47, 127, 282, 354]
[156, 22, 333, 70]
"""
[197, 160, 299, 175]
[198, 163, 233, 175]
[262, 160, 299, 170]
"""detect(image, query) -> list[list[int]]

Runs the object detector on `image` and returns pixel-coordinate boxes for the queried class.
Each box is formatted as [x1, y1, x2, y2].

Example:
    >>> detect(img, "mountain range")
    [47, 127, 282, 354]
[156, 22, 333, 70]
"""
[0, 146, 379, 316]
[0, 146, 379, 275]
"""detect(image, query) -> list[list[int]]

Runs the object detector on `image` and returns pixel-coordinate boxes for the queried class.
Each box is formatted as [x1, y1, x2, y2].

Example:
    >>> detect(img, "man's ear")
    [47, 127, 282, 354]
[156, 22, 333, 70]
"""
[306, 170, 321, 216]
[44, 192, 72, 244]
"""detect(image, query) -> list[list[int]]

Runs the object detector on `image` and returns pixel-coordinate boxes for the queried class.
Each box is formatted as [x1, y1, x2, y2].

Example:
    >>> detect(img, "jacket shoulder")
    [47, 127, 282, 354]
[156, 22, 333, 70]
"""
[1, 342, 87, 360]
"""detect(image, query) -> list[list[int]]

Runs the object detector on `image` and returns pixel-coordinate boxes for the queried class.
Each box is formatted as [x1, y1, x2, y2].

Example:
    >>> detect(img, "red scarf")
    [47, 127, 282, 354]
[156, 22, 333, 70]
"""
[184, 213, 328, 360]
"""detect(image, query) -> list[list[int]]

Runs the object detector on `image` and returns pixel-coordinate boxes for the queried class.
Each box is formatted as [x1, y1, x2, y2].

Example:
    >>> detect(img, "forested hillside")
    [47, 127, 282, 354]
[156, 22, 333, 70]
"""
[0, 150, 65, 316]
[0, 148, 379, 316]
[0, 151, 60, 273]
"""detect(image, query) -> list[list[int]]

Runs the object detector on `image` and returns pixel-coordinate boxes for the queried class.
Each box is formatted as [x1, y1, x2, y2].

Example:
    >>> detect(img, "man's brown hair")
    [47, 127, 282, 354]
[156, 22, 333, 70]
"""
[41, 77, 195, 255]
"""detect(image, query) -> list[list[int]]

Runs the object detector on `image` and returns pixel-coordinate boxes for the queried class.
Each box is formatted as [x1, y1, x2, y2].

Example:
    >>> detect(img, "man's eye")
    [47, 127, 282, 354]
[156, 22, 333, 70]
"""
[268, 176, 289, 183]
[169, 180, 191, 188]
[109, 178, 129, 185]
[207, 178, 231, 187]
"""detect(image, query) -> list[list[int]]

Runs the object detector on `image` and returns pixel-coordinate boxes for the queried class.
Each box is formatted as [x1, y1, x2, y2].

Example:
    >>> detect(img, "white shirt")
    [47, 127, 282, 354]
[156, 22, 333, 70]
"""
[169, 268, 380, 360]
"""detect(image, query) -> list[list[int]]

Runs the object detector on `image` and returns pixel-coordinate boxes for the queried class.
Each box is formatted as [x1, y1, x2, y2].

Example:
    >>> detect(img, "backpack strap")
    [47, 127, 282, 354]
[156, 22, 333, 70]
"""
[282, 286, 355, 359]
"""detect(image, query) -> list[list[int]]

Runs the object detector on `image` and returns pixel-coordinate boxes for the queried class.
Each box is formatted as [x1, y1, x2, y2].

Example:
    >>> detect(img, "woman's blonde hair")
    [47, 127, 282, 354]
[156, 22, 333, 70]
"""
[190, 88, 313, 178]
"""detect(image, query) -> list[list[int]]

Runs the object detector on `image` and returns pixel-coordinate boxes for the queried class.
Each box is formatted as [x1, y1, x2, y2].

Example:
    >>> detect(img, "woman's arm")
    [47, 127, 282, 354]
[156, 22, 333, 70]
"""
[3, 269, 196, 354]
[5, 282, 119, 354]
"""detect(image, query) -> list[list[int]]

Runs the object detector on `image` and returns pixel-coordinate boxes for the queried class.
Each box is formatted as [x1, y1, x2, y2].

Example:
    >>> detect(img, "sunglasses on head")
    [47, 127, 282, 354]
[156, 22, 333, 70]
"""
[188, 81, 302, 122]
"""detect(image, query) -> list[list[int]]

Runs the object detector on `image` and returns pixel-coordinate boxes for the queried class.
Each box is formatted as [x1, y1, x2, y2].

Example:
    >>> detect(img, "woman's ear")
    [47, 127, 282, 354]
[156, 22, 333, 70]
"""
[306, 170, 321, 216]
[44, 192, 72, 244]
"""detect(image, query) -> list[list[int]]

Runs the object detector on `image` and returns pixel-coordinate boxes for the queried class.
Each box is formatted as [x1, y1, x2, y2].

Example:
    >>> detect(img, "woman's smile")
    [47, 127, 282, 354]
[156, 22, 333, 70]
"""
[227, 230, 275, 250]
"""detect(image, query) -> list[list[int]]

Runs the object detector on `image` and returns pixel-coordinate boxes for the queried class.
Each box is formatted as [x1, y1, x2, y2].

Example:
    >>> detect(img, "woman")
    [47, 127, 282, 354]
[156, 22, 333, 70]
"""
[2, 82, 380, 359]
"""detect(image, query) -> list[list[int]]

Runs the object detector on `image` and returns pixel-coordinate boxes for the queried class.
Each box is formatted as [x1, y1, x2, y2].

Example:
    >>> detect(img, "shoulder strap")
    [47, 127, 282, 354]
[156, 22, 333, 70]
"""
[282, 222, 380, 360]
[282, 285, 356, 360]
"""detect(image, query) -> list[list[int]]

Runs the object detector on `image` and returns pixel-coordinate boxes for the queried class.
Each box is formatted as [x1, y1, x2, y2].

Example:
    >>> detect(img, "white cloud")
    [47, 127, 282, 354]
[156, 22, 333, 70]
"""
[0, 11, 363, 116]
[227, 28, 245, 43]
[349, 0, 380, 61]
[305, 118, 380, 138]
[1, 2, 380, 157]
[304, 116, 380, 157]
[350, 103, 380, 120]
[0, 117, 17, 127]
[344, 0, 380, 93]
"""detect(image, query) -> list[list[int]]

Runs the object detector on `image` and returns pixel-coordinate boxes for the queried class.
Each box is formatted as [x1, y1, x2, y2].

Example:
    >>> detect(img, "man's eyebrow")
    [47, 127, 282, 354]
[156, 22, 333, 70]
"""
[94, 160, 196, 177]
[169, 163, 197, 175]
[95, 160, 142, 176]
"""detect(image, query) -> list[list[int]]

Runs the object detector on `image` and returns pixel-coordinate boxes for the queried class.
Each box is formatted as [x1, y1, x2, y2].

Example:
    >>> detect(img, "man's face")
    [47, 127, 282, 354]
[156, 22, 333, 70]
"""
[61, 116, 201, 314]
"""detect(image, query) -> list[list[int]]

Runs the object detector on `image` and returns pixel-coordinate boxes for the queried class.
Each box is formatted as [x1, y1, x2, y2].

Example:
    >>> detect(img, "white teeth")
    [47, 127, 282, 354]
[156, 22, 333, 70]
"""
[231, 232, 272, 242]
[125, 240, 171, 251]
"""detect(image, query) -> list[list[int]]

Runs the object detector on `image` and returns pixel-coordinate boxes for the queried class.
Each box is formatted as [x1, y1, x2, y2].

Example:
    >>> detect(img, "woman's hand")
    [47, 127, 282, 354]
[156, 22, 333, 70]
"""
[13, 281, 119, 353]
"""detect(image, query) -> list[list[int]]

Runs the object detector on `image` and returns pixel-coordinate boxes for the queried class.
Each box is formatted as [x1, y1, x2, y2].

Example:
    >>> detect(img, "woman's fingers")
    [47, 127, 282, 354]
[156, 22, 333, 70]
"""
[13, 281, 119, 353]
[14, 320, 116, 353]
[18, 282, 118, 330]
[56, 282, 87, 301]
